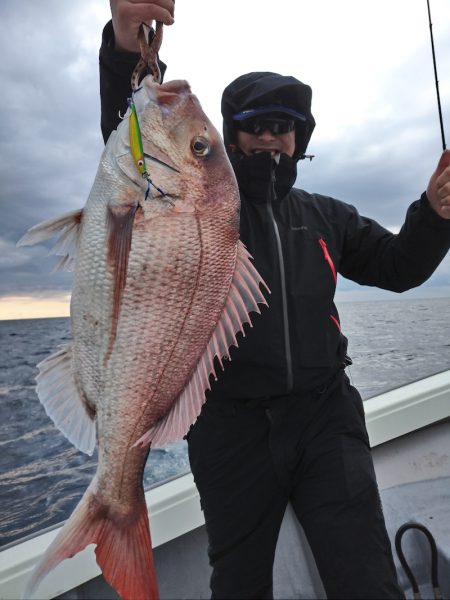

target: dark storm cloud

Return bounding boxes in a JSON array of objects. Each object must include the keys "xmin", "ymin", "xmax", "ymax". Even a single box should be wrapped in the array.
[
  {"xmin": 0, "ymin": 1, "xmax": 105, "ymax": 295},
  {"xmin": 0, "ymin": 1, "xmax": 449, "ymax": 300}
]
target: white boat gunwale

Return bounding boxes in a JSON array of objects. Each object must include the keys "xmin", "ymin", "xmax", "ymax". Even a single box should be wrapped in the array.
[{"xmin": 1, "ymin": 369, "xmax": 450, "ymax": 600}]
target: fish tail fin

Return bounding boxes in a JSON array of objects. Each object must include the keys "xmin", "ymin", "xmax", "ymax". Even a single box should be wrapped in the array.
[
  {"xmin": 23, "ymin": 483, "xmax": 159, "ymax": 600},
  {"xmin": 95, "ymin": 496, "xmax": 159, "ymax": 600}
]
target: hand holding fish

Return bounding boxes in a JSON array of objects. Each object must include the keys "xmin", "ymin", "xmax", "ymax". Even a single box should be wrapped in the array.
[
  {"xmin": 427, "ymin": 149, "xmax": 450, "ymax": 219},
  {"xmin": 110, "ymin": 0, "xmax": 175, "ymax": 52}
]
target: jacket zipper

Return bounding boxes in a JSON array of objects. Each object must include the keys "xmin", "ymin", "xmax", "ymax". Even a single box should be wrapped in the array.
[{"xmin": 267, "ymin": 168, "xmax": 294, "ymax": 393}]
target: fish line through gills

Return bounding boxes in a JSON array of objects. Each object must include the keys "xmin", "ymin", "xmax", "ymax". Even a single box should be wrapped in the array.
[{"xmin": 17, "ymin": 78, "xmax": 269, "ymax": 600}]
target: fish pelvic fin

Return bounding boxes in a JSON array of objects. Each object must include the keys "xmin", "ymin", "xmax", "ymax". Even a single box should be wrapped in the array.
[
  {"xmin": 23, "ymin": 481, "xmax": 159, "ymax": 600},
  {"xmin": 134, "ymin": 240, "xmax": 270, "ymax": 448},
  {"xmin": 36, "ymin": 344, "xmax": 96, "ymax": 455},
  {"xmin": 17, "ymin": 208, "xmax": 83, "ymax": 272}
]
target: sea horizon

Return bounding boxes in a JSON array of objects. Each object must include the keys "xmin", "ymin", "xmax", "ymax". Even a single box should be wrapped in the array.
[{"xmin": 1, "ymin": 285, "xmax": 449, "ymax": 322}]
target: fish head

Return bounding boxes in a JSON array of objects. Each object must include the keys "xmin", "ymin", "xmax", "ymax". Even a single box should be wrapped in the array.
[{"xmin": 114, "ymin": 77, "xmax": 240, "ymax": 219}]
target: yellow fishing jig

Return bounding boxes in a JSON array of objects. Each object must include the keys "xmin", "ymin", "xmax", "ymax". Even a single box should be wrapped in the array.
[
  {"xmin": 129, "ymin": 98, "xmax": 147, "ymax": 178},
  {"xmin": 128, "ymin": 96, "xmax": 166, "ymax": 200}
]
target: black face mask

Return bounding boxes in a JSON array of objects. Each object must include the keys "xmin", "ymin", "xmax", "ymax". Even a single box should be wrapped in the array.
[
  {"xmin": 228, "ymin": 151, "xmax": 298, "ymax": 203},
  {"xmin": 234, "ymin": 117, "xmax": 296, "ymax": 136}
]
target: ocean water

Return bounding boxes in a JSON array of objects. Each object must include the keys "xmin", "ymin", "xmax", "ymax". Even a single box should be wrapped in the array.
[
  {"xmin": 338, "ymin": 297, "xmax": 450, "ymax": 398},
  {"xmin": 1, "ymin": 297, "xmax": 449, "ymax": 548}
]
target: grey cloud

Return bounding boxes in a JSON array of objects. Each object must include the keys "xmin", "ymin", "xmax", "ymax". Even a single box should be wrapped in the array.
[
  {"xmin": 1, "ymin": 1, "xmax": 449, "ymax": 300},
  {"xmin": 300, "ymin": 97, "xmax": 449, "ymax": 228},
  {"xmin": 0, "ymin": 239, "xmax": 30, "ymax": 269},
  {"xmin": 299, "ymin": 16, "xmax": 450, "ymax": 230},
  {"xmin": 0, "ymin": 1, "xmax": 105, "ymax": 296}
]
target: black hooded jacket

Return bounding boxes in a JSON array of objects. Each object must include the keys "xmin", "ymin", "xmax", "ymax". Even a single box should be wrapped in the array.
[{"xmin": 99, "ymin": 24, "xmax": 450, "ymax": 397}]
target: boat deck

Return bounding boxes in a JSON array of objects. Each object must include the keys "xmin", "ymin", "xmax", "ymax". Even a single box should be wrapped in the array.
[{"xmin": 55, "ymin": 418, "xmax": 450, "ymax": 600}]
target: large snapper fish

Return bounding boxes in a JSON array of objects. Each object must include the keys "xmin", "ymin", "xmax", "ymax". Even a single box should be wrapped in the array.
[{"xmin": 19, "ymin": 77, "xmax": 267, "ymax": 600}]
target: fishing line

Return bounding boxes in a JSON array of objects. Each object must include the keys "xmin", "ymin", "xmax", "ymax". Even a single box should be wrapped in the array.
[{"xmin": 427, "ymin": 0, "xmax": 447, "ymax": 150}]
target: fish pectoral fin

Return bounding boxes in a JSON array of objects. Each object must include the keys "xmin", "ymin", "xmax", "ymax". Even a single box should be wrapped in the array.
[
  {"xmin": 17, "ymin": 208, "xmax": 83, "ymax": 272},
  {"xmin": 36, "ymin": 344, "xmax": 96, "ymax": 455},
  {"xmin": 133, "ymin": 240, "xmax": 270, "ymax": 448}
]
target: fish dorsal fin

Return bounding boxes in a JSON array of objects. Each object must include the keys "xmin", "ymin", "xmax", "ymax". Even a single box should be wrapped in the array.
[
  {"xmin": 133, "ymin": 240, "xmax": 269, "ymax": 448},
  {"xmin": 17, "ymin": 209, "xmax": 83, "ymax": 272},
  {"xmin": 36, "ymin": 345, "xmax": 97, "ymax": 455}
]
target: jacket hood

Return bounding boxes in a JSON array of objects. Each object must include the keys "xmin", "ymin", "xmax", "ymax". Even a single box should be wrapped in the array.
[{"xmin": 221, "ymin": 72, "xmax": 316, "ymax": 162}]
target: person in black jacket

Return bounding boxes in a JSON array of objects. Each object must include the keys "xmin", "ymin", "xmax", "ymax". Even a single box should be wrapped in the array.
[{"xmin": 102, "ymin": 2, "xmax": 450, "ymax": 598}]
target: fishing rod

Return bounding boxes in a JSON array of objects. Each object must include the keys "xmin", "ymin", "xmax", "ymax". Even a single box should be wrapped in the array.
[{"xmin": 426, "ymin": 0, "xmax": 447, "ymax": 150}]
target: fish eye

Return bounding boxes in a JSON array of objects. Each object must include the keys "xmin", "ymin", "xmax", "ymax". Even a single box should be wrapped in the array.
[{"xmin": 191, "ymin": 136, "xmax": 210, "ymax": 157}]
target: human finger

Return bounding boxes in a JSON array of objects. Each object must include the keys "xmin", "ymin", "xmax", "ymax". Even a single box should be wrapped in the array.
[{"xmin": 111, "ymin": 0, "xmax": 175, "ymax": 52}]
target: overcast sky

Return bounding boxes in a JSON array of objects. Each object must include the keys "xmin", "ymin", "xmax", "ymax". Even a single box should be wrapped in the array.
[{"xmin": 0, "ymin": 0, "xmax": 449, "ymax": 319}]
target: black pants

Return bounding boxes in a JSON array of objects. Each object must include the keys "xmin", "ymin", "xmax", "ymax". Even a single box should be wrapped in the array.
[{"xmin": 187, "ymin": 372, "xmax": 403, "ymax": 599}]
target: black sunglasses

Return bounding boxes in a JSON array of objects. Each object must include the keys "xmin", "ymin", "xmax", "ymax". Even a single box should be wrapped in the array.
[{"xmin": 235, "ymin": 117, "xmax": 296, "ymax": 135}]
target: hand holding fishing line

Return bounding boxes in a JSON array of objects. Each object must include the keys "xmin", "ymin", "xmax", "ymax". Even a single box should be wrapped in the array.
[
  {"xmin": 110, "ymin": 0, "xmax": 175, "ymax": 52},
  {"xmin": 427, "ymin": 150, "xmax": 450, "ymax": 219}
]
